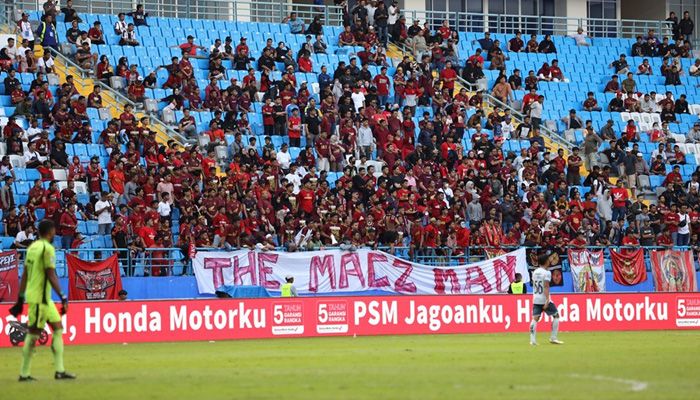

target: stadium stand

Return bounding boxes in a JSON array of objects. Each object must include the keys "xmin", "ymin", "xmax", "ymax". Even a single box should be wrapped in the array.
[{"xmin": 0, "ymin": 1, "xmax": 699, "ymax": 278}]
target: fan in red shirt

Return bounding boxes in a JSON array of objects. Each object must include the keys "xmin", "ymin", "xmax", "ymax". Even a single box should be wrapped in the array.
[
  {"xmin": 287, "ymin": 108, "xmax": 302, "ymax": 147},
  {"xmin": 439, "ymin": 61, "xmax": 458, "ymax": 96},
  {"xmin": 296, "ymin": 181, "xmax": 316, "ymax": 217},
  {"xmin": 298, "ymin": 52, "xmax": 312, "ymax": 73},
  {"xmin": 127, "ymin": 77, "xmax": 146, "ymax": 102}
]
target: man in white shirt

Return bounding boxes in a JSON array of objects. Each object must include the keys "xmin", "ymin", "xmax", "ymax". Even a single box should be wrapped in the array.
[
  {"xmin": 14, "ymin": 225, "xmax": 36, "ymax": 248},
  {"xmin": 500, "ymin": 116, "xmax": 516, "ymax": 139},
  {"xmin": 94, "ymin": 192, "xmax": 114, "ymax": 235},
  {"xmin": 16, "ymin": 13, "xmax": 35, "ymax": 46},
  {"xmin": 639, "ymin": 93, "xmax": 658, "ymax": 113},
  {"xmin": 357, "ymin": 119, "xmax": 374, "ymax": 158},
  {"xmin": 568, "ymin": 27, "xmax": 589, "ymax": 46},
  {"xmin": 285, "ymin": 164, "xmax": 302, "ymax": 194},
  {"xmin": 25, "ymin": 120, "xmax": 42, "ymax": 142},
  {"xmin": 678, "ymin": 204, "xmax": 691, "ymax": 246},
  {"xmin": 529, "ymin": 95, "xmax": 544, "ymax": 130},
  {"xmin": 351, "ymin": 87, "xmax": 365, "ymax": 112},
  {"xmin": 388, "ymin": 1, "xmax": 400, "ymax": 25},
  {"xmin": 157, "ymin": 192, "xmax": 172, "ymax": 220},
  {"xmin": 23, "ymin": 142, "xmax": 46, "ymax": 168},
  {"xmin": 3, "ymin": 37, "xmax": 17, "ymax": 61},
  {"xmin": 687, "ymin": 123, "xmax": 700, "ymax": 143},
  {"xmin": 37, "ymin": 52, "xmax": 55, "ymax": 74},
  {"xmin": 690, "ymin": 59, "xmax": 700, "ymax": 77},
  {"xmin": 114, "ymin": 12, "xmax": 128, "ymax": 35},
  {"xmin": 276, "ymin": 144, "xmax": 292, "ymax": 170},
  {"xmin": 120, "ymin": 23, "xmax": 139, "ymax": 46}
]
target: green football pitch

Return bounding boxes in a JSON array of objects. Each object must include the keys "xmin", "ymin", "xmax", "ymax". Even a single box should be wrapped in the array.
[{"xmin": 0, "ymin": 331, "xmax": 698, "ymax": 400}]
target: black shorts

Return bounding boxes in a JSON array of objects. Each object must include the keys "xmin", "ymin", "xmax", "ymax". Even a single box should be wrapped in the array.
[{"xmin": 533, "ymin": 302, "xmax": 558, "ymax": 317}]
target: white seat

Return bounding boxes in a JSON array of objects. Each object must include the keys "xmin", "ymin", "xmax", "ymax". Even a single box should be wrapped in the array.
[
  {"xmin": 671, "ymin": 134, "xmax": 686, "ymax": 143},
  {"xmin": 57, "ymin": 181, "xmax": 68, "ymax": 191},
  {"xmin": 74, "ymin": 182, "xmax": 88, "ymax": 194},
  {"xmin": 640, "ymin": 113, "xmax": 652, "ymax": 124},
  {"xmin": 0, "ymin": 142, "xmax": 6, "ymax": 156},
  {"xmin": 161, "ymin": 108, "xmax": 176, "ymax": 125},
  {"xmin": 8, "ymin": 155, "xmax": 25, "ymax": 168},
  {"xmin": 650, "ymin": 113, "xmax": 661, "ymax": 124},
  {"xmin": 52, "ymin": 169, "xmax": 68, "ymax": 181},
  {"xmin": 198, "ymin": 135, "xmax": 210, "ymax": 147},
  {"xmin": 215, "ymin": 145, "xmax": 228, "ymax": 160},
  {"xmin": 620, "ymin": 112, "xmax": 631, "ymax": 122},
  {"xmin": 630, "ymin": 112, "xmax": 642, "ymax": 123},
  {"xmin": 311, "ymin": 82, "xmax": 320, "ymax": 94},
  {"xmin": 694, "ymin": 144, "xmax": 700, "ymax": 154},
  {"xmin": 143, "ymin": 99, "xmax": 159, "ymax": 113},
  {"xmin": 689, "ymin": 104, "xmax": 700, "ymax": 115},
  {"xmin": 639, "ymin": 122, "xmax": 650, "ymax": 132}
]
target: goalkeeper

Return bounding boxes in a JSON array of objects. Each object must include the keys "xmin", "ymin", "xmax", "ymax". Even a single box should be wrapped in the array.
[{"xmin": 9, "ymin": 219, "xmax": 76, "ymax": 381}]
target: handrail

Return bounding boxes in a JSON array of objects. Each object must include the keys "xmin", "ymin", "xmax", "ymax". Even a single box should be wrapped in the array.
[
  {"xmin": 389, "ymin": 39, "xmax": 574, "ymax": 151},
  {"xmin": 9, "ymin": 0, "xmax": 676, "ymax": 40},
  {"xmin": 11, "ymin": 245, "xmax": 700, "ymax": 278},
  {"xmin": 45, "ymin": 47, "xmax": 190, "ymax": 145},
  {"xmin": 10, "ymin": 0, "xmax": 345, "ymax": 27}
]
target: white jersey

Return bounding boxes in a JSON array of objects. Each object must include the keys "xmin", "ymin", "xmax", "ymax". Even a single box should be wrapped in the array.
[{"xmin": 531, "ymin": 267, "xmax": 551, "ymax": 305}]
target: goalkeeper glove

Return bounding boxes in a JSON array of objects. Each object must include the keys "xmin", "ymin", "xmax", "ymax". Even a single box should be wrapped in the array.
[
  {"xmin": 61, "ymin": 294, "xmax": 68, "ymax": 315},
  {"xmin": 9, "ymin": 294, "xmax": 24, "ymax": 318},
  {"xmin": 60, "ymin": 294, "xmax": 69, "ymax": 315}
]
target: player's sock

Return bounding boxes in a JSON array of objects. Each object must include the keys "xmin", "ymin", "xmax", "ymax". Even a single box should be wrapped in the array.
[
  {"xmin": 51, "ymin": 329, "xmax": 65, "ymax": 373},
  {"xmin": 20, "ymin": 333, "xmax": 39, "ymax": 377},
  {"xmin": 529, "ymin": 320, "xmax": 537, "ymax": 343},
  {"xmin": 551, "ymin": 318, "xmax": 560, "ymax": 340}
]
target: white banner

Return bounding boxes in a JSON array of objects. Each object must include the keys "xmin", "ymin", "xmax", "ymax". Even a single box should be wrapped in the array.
[{"xmin": 192, "ymin": 248, "xmax": 529, "ymax": 295}]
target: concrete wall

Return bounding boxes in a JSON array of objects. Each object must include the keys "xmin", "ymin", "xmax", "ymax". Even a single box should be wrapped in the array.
[{"xmin": 621, "ymin": 0, "xmax": 666, "ymax": 21}]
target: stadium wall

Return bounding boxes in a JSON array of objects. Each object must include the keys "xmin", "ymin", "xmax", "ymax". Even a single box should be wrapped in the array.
[{"xmin": 1, "ymin": 293, "xmax": 698, "ymax": 347}]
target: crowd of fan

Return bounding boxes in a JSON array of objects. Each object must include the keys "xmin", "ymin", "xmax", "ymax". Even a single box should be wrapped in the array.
[{"xmin": 2, "ymin": 2, "xmax": 700, "ymax": 277}]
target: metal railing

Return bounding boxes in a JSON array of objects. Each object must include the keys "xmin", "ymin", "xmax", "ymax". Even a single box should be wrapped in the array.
[
  {"xmin": 400, "ymin": 10, "xmax": 673, "ymax": 39},
  {"xmin": 10, "ymin": 0, "xmax": 674, "ymax": 39},
  {"xmin": 8, "ymin": 245, "xmax": 699, "ymax": 278},
  {"xmin": 11, "ymin": 0, "xmax": 344, "ymax": 27},
  {"xmin": 44, "ymin": 47, "xmax": 189, "ymax": 145}
]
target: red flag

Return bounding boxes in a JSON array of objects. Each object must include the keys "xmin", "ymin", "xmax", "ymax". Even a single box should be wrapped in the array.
[
  {"xmin": 650, "ymin": 250, "xmax": 698, "ymax": 292},
  {"xmin": 68, "ymin": 254, "xmax": 123, "ymax": 301},
  {"xmin": 611, "ymin": 249, "xmax": 647, "ymax": 286},
  {"xmin": 0, "ymin": 250, "xmax": 19, "ymax": 302}
]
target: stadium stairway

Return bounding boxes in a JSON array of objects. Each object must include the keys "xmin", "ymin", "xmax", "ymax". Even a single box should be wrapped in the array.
[
  {"xmin": 0, "ymin": 12, "xmax": 186, "ymax": 149},
  {"xmin": 47, "ymin": 50, "xmax": 183, "ymax": 146},
  {"xmin": 387, "ymin": 42, "xmax": 579, "ymax": 176}
]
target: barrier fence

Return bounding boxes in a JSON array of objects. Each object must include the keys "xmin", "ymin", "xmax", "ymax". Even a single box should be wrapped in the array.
[
  {"xmin": 5, "ymin": 245, "xmax": 700, "ymax": 278},
  {"xmin": 10, "ymin": 0, "xmax": 345, "ymax": 27},
  {"xmin": 9, "ymin": 0, "xmax": 673, "ymax": 39}
]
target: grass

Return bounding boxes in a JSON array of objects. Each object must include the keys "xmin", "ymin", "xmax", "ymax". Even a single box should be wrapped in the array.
[{"xmin": 0, "ymin": 331, "xmax": 698, "ymax": 400}]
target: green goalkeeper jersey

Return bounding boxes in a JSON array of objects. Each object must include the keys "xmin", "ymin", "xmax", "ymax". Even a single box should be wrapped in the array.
[{"xmin": 23, "ymin": 239, "xmax": 56, "ymax": 304}]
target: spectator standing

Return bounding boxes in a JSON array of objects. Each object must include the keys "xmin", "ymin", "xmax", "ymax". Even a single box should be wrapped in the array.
[
  {"xmin": 37, "ymin": 14, "xmax": 58, "ymax": 50},
  {"xmin": 16, "ymin": 13, "xmax": 35, "ymax": 49},
  {"xmin": 679, "ymin": 11, "xmax": 694, "ymax": 38},
  {"xmin": 284, "ymin": 13, "xmax": 305, "ymax": 34},
  {"xmin": 61, "ymin": 0, "xmax": 82, "ymax": 23},
  {"xmin": 529, "ymin": 95, "xmax": 544, "ymax": 130},
  {"xmin": 95, "ymin": 192, "xmax": 114, "ymax": 235},
  {"xmin": 128, "ymin": 4, "xmax": 149, "ymax": 26}
]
